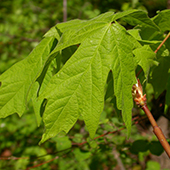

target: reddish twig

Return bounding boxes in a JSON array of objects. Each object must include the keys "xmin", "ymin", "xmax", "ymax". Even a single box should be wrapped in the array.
[
  {"xmin": 132, "ymin": 78, "xmax": 170, "ymax": 158},
  {"xmin": 26, "ymin": 156, "xmax": 59, "ymax": 170},
  {"xmin": 72, "ymin": 116, "xmax": 141, "ymax": 146},
  {"xmin": 0, "ymin": 115, "xmax": 145, "ymax": 170},
  {"xmin": 142, "ymin": 105, "xmax": 170, "ymax": 158},
  {"xmin": 72, "ymin": 127, "xmax": 125, "ymax": 146},
  {"xmin": 154, "ymin": 32, "xmax": 170, "ymax": 53}
]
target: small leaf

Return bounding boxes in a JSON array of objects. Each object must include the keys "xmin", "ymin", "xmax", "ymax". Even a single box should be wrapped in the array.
[
  {"xmin": 73, "ymin": 148, "xmax": 91, "ymax": 162},
  {"xmin": 56, "ymin": 136, "xmax": 72, "ymax": 152},
  {"xmin": 130, "ymin": 140, "xmax": 149, "ymax": 154},
  {"xmin": 127, "ymin": 29, "xmax": 142, "ymax": 40},
  {"xmin": 133, "ymin": 45, "xmax": 158, "ymax": 78},
  {"xmin": 146, "ymin": 161, "xmax": 160, "ymax": 170},
  {"xmin": 112, "ymin": 136, "xmax": 126, "ymax": 145},
  {"xmin": 148, "ymin": 141, "xmax": 164, "ymax": 156}
]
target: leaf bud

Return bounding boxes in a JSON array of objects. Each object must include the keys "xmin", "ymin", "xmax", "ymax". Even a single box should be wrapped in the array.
[{"xmin": 132, "ymin": 79, "xmax": 146, "ymax": 107}]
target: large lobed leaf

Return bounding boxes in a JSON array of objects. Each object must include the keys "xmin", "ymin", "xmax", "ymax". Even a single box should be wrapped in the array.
[
  {"xmin": 40, "ymin": 10, "xmax": 158, "ymax": 143},
  {"xmin": 110, "ymin": 23, "xmax": 139, "ymax": 136},
  {"xmin": 0, "ymin": 37, "xmax": 57, "ymax": 118},
  {"xmin": 40, "ymin": 23, "xmax": 114, "ymax": 143},
  {"xmin": 0, "ymin": 10, "xmax": 160, "ymax": 143}
]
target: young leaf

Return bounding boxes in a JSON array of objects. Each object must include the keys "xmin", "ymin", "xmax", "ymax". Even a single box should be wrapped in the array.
[
  {"xmin": 0, "ymin": 37, "xmax": 57, "ymax": 118},
  {"xmin": 146, "ymin": 161, "xmax": 160, "ymax": 170},
  {"xmin": 133, "ymin": 45, "xmax": 158, "ymax": 78},
  {"xmin": 56, "ymin": 136, "xmax": 72, "ymax": 152}
]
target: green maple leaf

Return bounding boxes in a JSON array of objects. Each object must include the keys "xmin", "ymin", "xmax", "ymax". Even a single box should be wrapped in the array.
[
  {"xmin": 0, "ymin": 37, "xmax": 57, "ymax": 118},
  {"xmin": 0, "ymin": 10, "xmax": 160, "ymax": 143},
  {"xmin": 40, "ymin": 10, "xmax": 155, "ymax": 143}
]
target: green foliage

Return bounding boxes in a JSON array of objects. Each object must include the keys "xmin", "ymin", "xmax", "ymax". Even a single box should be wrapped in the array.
[
  {"xmin": 0, "ymin": 37, "xmax": 57, "ymax": 118},
  {"xmin": 148, "ymin": 141, "xmax": 164, "ymax": 156},
  {"xmin": 55, "ymin": 136, "xmax": 72, "ymax": 152},
  {"xmin": 1, "ymin": 3, "xmax": 170, "ymax": 169},
  {"xmin": 133, "ymin": 45, "xmax": 158, "ymax": 78},
  {"xmin": 146, "ymin": 161, "xmax": 160, "ymax": 170},
  {"xmin": 153, "ymin": 9, "xmax": 170, "ymax": 32},
  {"xmin": 130, "ymin": 139, "xmax": 164, "ymax": 156},
  {"xmin": 1, "ymin": 9, "xmax": 170, "ymax": 144},
  {"xmin": 150, "ymin": 56, "xmax": 170, "ymax": 98}
]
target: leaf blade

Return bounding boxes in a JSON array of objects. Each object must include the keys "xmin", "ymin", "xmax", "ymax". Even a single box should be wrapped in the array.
[
  {"xmin": 0, "ymin": 37, "xmax": 57, "ymax": 118},
  {"xmin": 121, "ymin": 10, "xmax": 160, "ymax": 31},
  {"xmin": 111, "ymin": 23, "xmax": 139, "ymax": 136},
  {"xmin": 153, "ymin": 9, "xmax": 170, "ymax": 32},
  {"xmin": 133, "ymin": 45, "xmax": 158, "ymax": 78},
  {"xmin": 40, "ymin": 23, "xmax": 117, "ymax": 143},
  {"xmin": 150, "ymin": 56, "xmax": 170, "ymax": 98}
]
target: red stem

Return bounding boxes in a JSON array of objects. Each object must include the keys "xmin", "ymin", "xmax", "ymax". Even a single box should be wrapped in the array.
[
  {"xmin": 154, "ymin": 32, "xmax": 170, "ymax": 53},
  {"xmin": 142, "ymin": 105, "xmax": 170, "ymax": 158}
]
